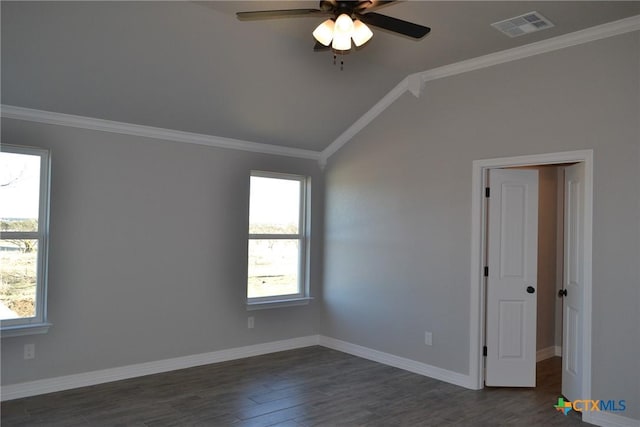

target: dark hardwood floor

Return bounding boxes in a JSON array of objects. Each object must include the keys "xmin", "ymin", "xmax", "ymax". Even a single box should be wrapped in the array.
[{"xmin": 1, "ymin": 346, "xmax": 586, "ymax": 426}]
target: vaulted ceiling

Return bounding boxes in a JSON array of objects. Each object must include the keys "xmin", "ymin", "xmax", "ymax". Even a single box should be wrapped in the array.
[{"xmin": 2, "ymin": 1, "xmax": 639, "ymax": 152}]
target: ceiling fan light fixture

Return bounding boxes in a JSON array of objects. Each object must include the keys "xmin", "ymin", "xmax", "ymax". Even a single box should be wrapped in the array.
[
  {"xmin": 351, "ymin": 19, "xmax": 373, "ymax": 47},
  {"xmin": 313, "ymin": 19, "xmax": 335, "ymax": 46},
  {"xmin": 238, "ymin": 2, "xmax": 432, "ymax": 58}
]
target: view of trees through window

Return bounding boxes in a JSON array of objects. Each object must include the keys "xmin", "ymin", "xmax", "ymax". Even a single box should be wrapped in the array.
[{"xmin": 0, "ymin": 151, "xmax": 41, "ymax": 320}]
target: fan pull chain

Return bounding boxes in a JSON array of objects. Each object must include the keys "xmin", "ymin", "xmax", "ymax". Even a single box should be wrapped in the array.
[
  {"xmin": 333, "ymin": 54, "xmax": 336, "ymax": 65},
  {"xmin": 332, "ymin": 54, "xmax": 344, "ymax": 71}
]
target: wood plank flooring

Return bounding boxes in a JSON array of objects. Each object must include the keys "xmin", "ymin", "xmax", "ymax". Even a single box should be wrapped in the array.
[{"xmin": 1, "ymin": 346, "xmax": 586, "ymax": 426}]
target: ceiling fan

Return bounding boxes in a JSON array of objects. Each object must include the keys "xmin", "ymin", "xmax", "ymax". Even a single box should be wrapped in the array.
[{"xmin": 236, "ymin": 1, "xmax": 431, "ymax": 55}]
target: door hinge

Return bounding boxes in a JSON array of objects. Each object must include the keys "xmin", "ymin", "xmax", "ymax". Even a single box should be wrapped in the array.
[
  {"xmin": 485, "ymin": 187, "xmax": 490, "ymax": 198},
  {"xmin": 484, "ymin": 266, "xmax": 489, "ymax": 277},
  {"xmin": 483, "ymin": 346, "xmax": 487, "ymax": 356}
]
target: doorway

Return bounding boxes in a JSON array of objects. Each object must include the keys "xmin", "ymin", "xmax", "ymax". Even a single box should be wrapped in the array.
[
  {"xmin": 468, "ymin": 151, "xmax": 593, "ymax": 402},
  {"xmin": 484, "ymin": 165, "xmax": 569, "ymax": 389}
]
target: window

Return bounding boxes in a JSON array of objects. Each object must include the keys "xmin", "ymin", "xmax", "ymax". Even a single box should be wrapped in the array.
[
  {"xmin": 1, "ymin": 145, "xmax": 51, "ymax": 336},
  {"xmin": 247, "ymin": 171, "xmax": 310, "ymax": 307}
]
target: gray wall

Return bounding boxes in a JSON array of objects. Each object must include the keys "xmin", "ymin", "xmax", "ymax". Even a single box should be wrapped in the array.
[
  {"xmin": 1, "ymin": 119, "xmax": 323, "ymax": 385},
  {"xmin": 322, "ymin": 31, "xmax": 639, "ymax": 420}
]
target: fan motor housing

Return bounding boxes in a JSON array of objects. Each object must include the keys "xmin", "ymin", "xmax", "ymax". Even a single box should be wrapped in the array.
[{"xmin": 320, "ymin": 0, "xmax": 364, "ymax": 15}]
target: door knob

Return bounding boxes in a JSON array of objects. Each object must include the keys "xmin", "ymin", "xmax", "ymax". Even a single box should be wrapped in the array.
[
  {"xmin": 526, "ymin": 286, "xmax": 535, "ymax": 294},
  {"xmin": 558, "ymin": 289, "xmax": 567, "ymax": 297}
]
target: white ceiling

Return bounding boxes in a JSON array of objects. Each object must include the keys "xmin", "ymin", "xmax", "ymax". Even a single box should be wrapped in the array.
[{"xmin": 2, "ymin": 1, "xmax": 639, "ymax": 152}]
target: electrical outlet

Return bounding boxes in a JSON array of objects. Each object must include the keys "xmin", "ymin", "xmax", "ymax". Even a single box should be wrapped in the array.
[
  {"xmin": 424, "ymin": 332, "xmax": 432, "ymax": 346},
  {"xmin": 248, "ymin": 316, "xmax": 255, "ymax": 329},
  {"xmin": 24, "ymin": 343, "xmax": 35, "ymax": 360}
]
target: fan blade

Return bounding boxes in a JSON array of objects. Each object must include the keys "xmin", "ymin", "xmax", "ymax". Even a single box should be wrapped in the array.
[
  {"xmin": 359, "ymin": 12, "xmax": 430, "ymax": 38},
  {"xmin": 314, "ymin": 41, "xmax": 330, "ymax": 51},
  {"xmin": 236, "ymin": 9, "xmax": 323, "ymax": 20}
]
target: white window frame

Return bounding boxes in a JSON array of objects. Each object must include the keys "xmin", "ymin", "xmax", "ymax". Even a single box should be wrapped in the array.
[
  {"xmin": 247, "ymin": 171, "xmax": 311, "ymax": 309},
  {"xmin": 1, "ymin": 144, "xmax": 52, "ymax": 337}
]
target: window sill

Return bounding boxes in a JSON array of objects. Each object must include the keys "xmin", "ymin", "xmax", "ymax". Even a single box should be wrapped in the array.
[
  {"xmin": 1, "ymin": 322, "xmax": 52, "ymax": 338},
  {"xmin": 247, "ymin": 297, "xmax": 313, "ymax": 311}
]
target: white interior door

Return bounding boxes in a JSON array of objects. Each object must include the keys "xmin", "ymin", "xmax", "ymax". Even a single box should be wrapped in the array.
[
  {"xmin": 561, "ymin": 163, "xmax": 584, "ymax": 401},
  {"xmin": 485, "ymin": 169, "xmax": 539, "ymax": 387}
]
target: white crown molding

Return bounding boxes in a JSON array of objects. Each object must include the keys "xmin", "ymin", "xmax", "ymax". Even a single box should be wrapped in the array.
[
  {"xmin": 406, "ymin": 73, "xmax": 425, "ymax": 98},
  {"xmin": 419, "ymin": 14, "xmax": 640, "ymax": 85},
  {"xmin": 1, "ymin": 335, "xmax": 321, "ymax": 401},
  {"xmin": 320, "ymin": 14, "xmax": 640, "ymax": 164},
  {"xmin": 0, "ymin": 105, "xmax": 322, "ymax": 162},
  {"xmin": 318, "ymin": 335, "xmax": 474, "ymax": 389},
  {"xmin": 319, "ymin": 77, "xmax": 409, "ymax": 165}
]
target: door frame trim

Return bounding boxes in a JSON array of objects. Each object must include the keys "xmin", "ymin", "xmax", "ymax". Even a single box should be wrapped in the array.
[{"xmin": 469, "ymin": 150, "xmax": 593, "ymax": 396}]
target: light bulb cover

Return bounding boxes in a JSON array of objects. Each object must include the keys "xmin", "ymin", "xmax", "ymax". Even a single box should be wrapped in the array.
[
  {"xmin": 334, "ymin": 13, "xmax": 354, "ymax": 35},
  {"xmin": 312, "ymin": 19, "xmax": 335, "ymax": 46},
  {"xmin": 352, "ymin": 19, "xmax": 373, "ymax": 47},
  {"xmin": 332, "ymin": 31, "xmax": 351, "ymax": 51}
]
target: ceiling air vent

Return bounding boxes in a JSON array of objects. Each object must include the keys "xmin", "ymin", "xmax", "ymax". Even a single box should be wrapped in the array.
[{"xmin": 491, "ymin": 12, "xmax": 554, "ymax": 38}]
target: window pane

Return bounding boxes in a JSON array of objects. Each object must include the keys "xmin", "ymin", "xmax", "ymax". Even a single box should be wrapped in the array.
[
  {"xmin": 0, "ymin": 152, "xmax": 41, "ymax": 232},
  {"xmin": 0, "ymin": 239, "xmax": 38, "ymax": 319},
  {"xmin": 249, "ymin": 176, "xmax": 300, "ymax": 234},
  {"xmin": 248, "ymin": 239, "xmax": 299, "ymax": 298}
]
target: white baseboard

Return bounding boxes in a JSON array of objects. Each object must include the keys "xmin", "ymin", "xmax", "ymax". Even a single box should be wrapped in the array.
[
  {"xmin": 2, "ymin": 334, "xmax": 521, "ymax": 402},
  {"xmin": 536, "ymin": 345, "xmax": 562, "ymax": 362},
  {"xmin": 584, "ymin": 410, "xmax": 640, "ymax": 427},
  {"xmin": 1, "ymin": 335, "xmax": 320, "ymax": 401},
  {"xmin": 318, "ymin": 336, "xmax": 474, "ymax": 389}
]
